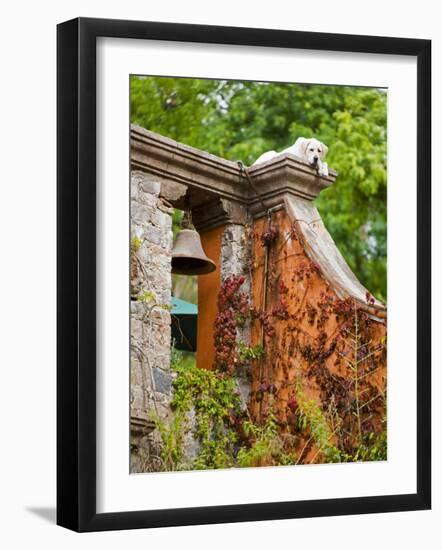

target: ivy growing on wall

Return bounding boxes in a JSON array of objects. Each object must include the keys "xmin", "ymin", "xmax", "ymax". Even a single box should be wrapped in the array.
[
  {"xmin": 151, "ymin": 347, "xmax": 298, "ymax": 470},
  {"xmin": 151, "ymin": 222, "xmax": 387, "ymax": 471}
]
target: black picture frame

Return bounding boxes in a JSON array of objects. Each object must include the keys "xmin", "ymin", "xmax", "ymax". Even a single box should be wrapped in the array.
[{"xmin": 57, "ymin": 17, "xmax": 431, "ymax": 532}]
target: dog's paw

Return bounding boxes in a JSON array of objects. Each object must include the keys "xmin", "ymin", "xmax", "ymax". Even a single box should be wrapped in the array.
[{"xmin": 318, "ymin": 162, "xmax": 329, "ymax": 177}]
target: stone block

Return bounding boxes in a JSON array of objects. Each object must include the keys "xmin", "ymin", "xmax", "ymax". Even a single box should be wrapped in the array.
[
  {"xmin": 153, "ymin": 367, "xmax": 172, "ymax": 395},
  {"xmin": 139, "ymin": 191, "xmax": 159, "ymax": 208},
  {"xmin": 131, "ymin": 318, "xmax": 143, "ymax": 341},
  {"xmin": 144, "ymin": 224, "xmax": 162, "ymax": 246},
  {"xmin": 152, "ymin": 209, "xmax": 172, "ymax": 230},
  {"xmin": 131, "ymin": 177, "xmax": 139, "ymax": 201},
  {"xmin": 131, "ymin": 170, "xmax": 161, "ymax": 197},
  {"xmin": 131, "ymin": 201, "xmax": 154, "ymax": 226},
  {"xmin": 130, "ymin": 360, "xmax": 144, "ymax": 387},
  {"xmin": 161, "ymin": 289, "xmax": 171, "ymax": 304},
  {"xmin": 140, "ymin": 180, "xmax": 161, "ymax": 197},
  {"xmin": 151, "ymin": 308, "xmax": 171, "ymax": 324},
  {"xmin": 131, "ymin": 386, "xmax": 147, "ymax": 411},
  {"xmin": 153, "ymin": 353, "xmax": 170, "ymax": 372}
]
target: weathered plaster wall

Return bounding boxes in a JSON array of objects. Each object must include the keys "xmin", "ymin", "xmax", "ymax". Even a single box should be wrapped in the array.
[
  {"xmin": 197, "ymin": 221, "xmax": 253, "ymax": 372},
  {"xmin": 249, "ymin": 208, "xmax": 387, "ymax": 462},
  {"xmin": 196, "ymin": 226, "xmax": 223, "ymax": 371},
  {"xmin": 130, "ymin": 170, "xmax": 174, "ymax": 473}
]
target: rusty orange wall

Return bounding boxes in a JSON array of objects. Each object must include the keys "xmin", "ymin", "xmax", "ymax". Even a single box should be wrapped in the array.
[
  {"xmin": 195, "ymin": 210, "xmax": 386, "ymax": 463},
  {"xmin": 249, "ymin": 209, "xmax": 387, "ymax": 461},
  {"xmin": 197, "ymin": 226, "xmax": 224, "ymax": 371}
]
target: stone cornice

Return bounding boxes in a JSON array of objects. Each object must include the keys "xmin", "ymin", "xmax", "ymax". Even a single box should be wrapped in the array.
[
  {"xmin": 130, "ymin": 125, "xmax": 337, "ymax": 215},
  {"xmin": 247, "ymin": 153, "xmax": 336, "ymax": 217},
  {"xmin": 131, "ymin": 125, "xmax": 247, "ymax": 207},
  {"xmin": 192, "ymin": 197, "xmax": 250, "ymax": 232}
]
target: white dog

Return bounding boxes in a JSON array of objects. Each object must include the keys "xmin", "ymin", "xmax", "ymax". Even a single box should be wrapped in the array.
[{"xmin": 253, "ymin": 137, "xmax": 329, "ymax": 176}]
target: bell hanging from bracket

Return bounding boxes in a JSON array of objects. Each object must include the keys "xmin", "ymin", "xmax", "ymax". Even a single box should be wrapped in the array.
[{"xmin": 171, "ymin": 199, "xmax": 216, "ymax": 276}]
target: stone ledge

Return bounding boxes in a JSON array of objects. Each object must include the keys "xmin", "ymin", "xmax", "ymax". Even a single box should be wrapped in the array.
[
  {"xmin": 131, "ymin": 125, "xmax": 246, "ymax": 208},
  {"xmin": 247, "ymin": 153, "xmax": 336, "ymax": 217},
  {"xmin": 131, "ymin": 125, "xmax": 337, "ymax": 215},
  {"xmin": 130, "ymin": 415, "xmax": 156, "ymax": 437}
]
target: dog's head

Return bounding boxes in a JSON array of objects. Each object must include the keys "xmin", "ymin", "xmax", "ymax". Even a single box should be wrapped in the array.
[{"xmin": 301, "ymin": 138, "xmax": 328, "ymax": 167}]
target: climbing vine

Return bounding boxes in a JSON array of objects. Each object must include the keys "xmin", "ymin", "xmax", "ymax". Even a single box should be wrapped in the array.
[
  {"xmin": 171, "ymin": 358, "xmax": 241, "ymax": 469},
  {"xmin": 213, "ymin": 274, "xmax": 250, "ymax": 374},
  {"xmin": 248, "ymin": 218, "xmax": 387, "ymax": 463},
  {"xmin": 152, "ymin": 347, "xmax": 297, "ymax": 471},
  {"xmin": 236, "ymin": 405, "xmax": 296, "ymax": 467},
  {"xmin": 293, "ymin": 380, "xmax": 342, "ymax": 464},
  {"xmin": 152, "ymin": 217, "xmax": 387, "ymax": 471}
]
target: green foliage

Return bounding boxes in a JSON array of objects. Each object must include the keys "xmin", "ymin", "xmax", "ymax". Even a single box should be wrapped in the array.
[
  {"xmin": 171, "ymin": 347, "xmax": 196, "ymax": 371},
  {"xmin": 131, "ymin": 77, "xmax": 220, "ymax": 152},
  {"xmin": 154, "ymin": 347, "xmax": 294, "ymax": 470},
  {"xmin": 170, "ymin": 343, "xmax": 184, "ymax": 370},
  {"xmin": 352, "ymin": 420, "xmax": 387, "ymax": 462},
  {"xmin": 131, "ymin": 76, "xmax": 387, "ymax": 300},
  {"xmin": 237, "ymin": 409, "xmax": 296, "ymax": 467},
  {"xmin": 293, "ymin": 366, "xmax": 387, "ymax": 465},
  {"xmin": 170, "ymin": 352, "xmax": 242, "ymax": 469},
  {"xmin": 172, "ymin": 273, "xmax": 197, "ymax": 305},
  {"xmin": 136, "ymin": 289, "xmax": 172, "ymax": 309},
  {"xmin": 137, "ymin": 290, "xmax": 156, "ymax": 303},
  {"xmin": 238, "ymin": 342, "xmax": 265, "ymax": 362},
  {"xmin": 131, "ymin": 235, "xmax": 142, "ymax": 252},
  {"xmin": 294, "ymin": 382, "xmax": 342, "ymax": 463},
  {"xmin": 150, "ymin": 411, "xmax": 189, "ymax": 471}
]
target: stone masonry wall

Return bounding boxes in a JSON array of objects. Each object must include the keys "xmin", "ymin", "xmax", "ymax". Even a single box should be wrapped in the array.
[
  {"xmin": 221, "ymin": 222, "xmax": 253, "ymax": 407},
  {"xmin": 130, "ymin": 170, "xmax": 174, "ymax": 473}
]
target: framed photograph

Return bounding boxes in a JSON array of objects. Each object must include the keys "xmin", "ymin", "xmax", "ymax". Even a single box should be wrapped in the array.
[{"xmin": 57, "ymin": 17, "xmax": 431, "ymax": 532}]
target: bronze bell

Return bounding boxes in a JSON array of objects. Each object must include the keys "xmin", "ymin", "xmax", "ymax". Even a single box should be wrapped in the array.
[{"xmin": 171, "ymin": 210, "xmax": 216, "ymax": 276}]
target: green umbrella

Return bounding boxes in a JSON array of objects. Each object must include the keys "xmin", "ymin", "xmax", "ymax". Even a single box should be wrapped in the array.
[{"xmin": 171, "ymin": 296, "xmax": 198, "ymax": 352}]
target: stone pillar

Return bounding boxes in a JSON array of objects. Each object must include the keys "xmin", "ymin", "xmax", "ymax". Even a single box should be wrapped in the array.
[
  {"xmin": 221, "ymin": 223, "xmax": 252, "ymax": 309},
  {"xmin": 130, "ymin": 170, "xmax": 174, "ymax": 472},
  {"xmin": 194, "ymin": 199, "xmax": 253, "ymax": 405},
  {"xmin": 220, "ymin": 223, "xmax": 253, "ymax": 406}
]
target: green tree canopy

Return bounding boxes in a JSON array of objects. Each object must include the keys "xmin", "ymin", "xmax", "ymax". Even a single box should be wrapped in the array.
[{"xmin": 131, "ymin": 76, "xmax": 387, "ymax": 300}]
